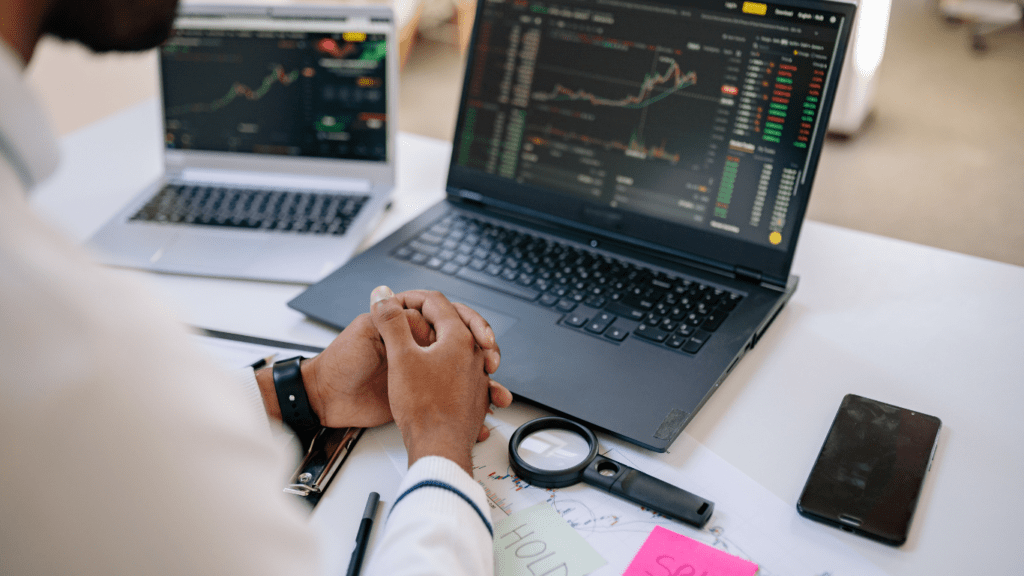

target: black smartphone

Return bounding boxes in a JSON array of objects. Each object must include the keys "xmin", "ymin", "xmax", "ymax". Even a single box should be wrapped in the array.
[{"xmin": 796, "ymin": 394, "xmax": 941, "ymax": 546}]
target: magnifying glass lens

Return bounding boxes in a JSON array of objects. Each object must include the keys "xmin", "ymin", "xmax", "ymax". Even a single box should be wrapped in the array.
[{"xmin": 516, "ymin": 428, "xmax": 592, "ymax": 471}]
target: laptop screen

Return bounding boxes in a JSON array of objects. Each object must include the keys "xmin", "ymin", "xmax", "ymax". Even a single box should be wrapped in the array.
[
  {"xmin": 448, "ymin": 0, "xmax": 855, "ymax": 281},
  {"xmin": 161, "ymin": 15, "xmax": 389, "ymax": 163}
]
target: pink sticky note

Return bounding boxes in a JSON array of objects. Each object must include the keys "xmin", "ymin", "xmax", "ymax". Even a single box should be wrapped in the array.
[{"xmin": 623, "ymin": 526, "xmax": 758, "ymax": 576}]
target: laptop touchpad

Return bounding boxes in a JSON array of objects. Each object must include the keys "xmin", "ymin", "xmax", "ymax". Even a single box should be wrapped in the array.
[{"xmin": 156, "ymin": 235, "xmax": 261, "ymax": 272}]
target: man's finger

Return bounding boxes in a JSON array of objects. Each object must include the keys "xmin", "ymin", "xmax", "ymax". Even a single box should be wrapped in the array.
[
  {"xmin": 389, "ymin": 289, "xmax": 431, "ymax": 310},
  {"xmin": 452, "ymin": 302, "xmax": 501, "ymax": 373},
  {"xmin": 393, "ymin": 291, "xmax": 466, "ymax": 331},
  {"xmin": 409, "ymin": 291, "xmax": 469, "ymax": 343},
  {"xmin": 369, "ymin": 285, "xmax": 415, "ymax": 354},
  {"xmin": 489, "ymin": 380, "xmax": 513, "ymax": 408},
  {"xmin": 404, "ymin": 309, "xmax": 434, "ymax": 346},
  {"xmin": 393, "ymin": 291, "xmax": 500, "ymax": 369}
]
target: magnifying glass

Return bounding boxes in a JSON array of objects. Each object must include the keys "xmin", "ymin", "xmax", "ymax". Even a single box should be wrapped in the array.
[{"xmin": 509, "ymin": 417, "xmax": 714, "ymax": 528}]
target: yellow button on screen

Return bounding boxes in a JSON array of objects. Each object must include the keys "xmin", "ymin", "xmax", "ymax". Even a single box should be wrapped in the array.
[
  {"xmin": 342, "ymin": 32, "xmax": 367, "ymax": 42},
  {"xmin": 743, "ymin": 1, "xmax": 768, "ymax": 15},
  {"xmin": 769, "ymin": 231, "xmax": 782, "ymax": 245}
]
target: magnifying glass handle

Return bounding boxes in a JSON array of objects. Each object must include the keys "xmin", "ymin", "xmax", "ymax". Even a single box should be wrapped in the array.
[{"xmin": 583, "ymin": 456, "xmax": 714, "ymax": 528}]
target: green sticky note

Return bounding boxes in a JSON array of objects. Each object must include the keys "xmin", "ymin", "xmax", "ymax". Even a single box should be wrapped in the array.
[{"xmin": 494, "ymin": 503, "xmax": 607, "ymax": 576}]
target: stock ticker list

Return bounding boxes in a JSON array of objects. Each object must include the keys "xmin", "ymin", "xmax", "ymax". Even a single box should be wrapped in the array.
[{"xmin": 455, "ymin": 0, "xmax": 843, "ymax": 250}]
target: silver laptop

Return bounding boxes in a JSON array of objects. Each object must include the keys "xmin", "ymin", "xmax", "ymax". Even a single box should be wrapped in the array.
[{"xmin": 89, "ymin": 4, "xmax": 398, "ymax": 283}]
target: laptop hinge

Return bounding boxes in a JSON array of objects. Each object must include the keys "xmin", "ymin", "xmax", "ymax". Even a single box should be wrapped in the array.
[
  {"xmin": 735, "ymin": 266, "xmax": 763, "ymax": 285},
  {"xmin": 454, "ymin": 189, "xmax": 486, "ymax": 206}
]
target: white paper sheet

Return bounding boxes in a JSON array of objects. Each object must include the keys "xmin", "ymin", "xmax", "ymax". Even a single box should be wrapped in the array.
[{"xmin": 379, "ymin": 402, "xmax": 890, "ymax": 576}]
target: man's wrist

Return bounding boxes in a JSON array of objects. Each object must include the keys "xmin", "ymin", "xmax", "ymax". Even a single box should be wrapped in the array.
[
  {"xmin": 254, "ymin": 365, "xmax": 282, "ymax": 420},
  {"xmin": 402, "ymin": 426, "xmax": 475, "ymax": 476},
  {"xmin": 253, "ymin": 357, "xmax": 324, "ymax": 427},
  {"xmin": 298, "ymin": 356, "xmax": 326, "ymax": 422}
]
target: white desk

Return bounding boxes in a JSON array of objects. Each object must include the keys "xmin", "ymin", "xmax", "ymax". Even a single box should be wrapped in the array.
[{"xmin": 31, "ymin": 99, "xmax": 1024, "ymax": 574}]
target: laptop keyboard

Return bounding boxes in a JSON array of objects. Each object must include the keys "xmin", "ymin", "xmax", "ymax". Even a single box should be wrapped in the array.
[
  {"xmin": 130, "ymin": 183, "xmax": 369, "ymax": 236},
  {"xmin": 392, "ymin": 214, "xmax": 743, "ymax": 354}
]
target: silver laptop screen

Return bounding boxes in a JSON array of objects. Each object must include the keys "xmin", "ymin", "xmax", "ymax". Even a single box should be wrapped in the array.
[{"xmin": 161, "ymin": 19, "xmax": 388, "ymax": 162}]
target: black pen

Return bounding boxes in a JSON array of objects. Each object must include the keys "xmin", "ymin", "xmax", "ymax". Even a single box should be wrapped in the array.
[
  {"xmin": 249, "ymin": 354, "xmax": 276, "ymax": 370},
  {"xmin": 346, "ymin": 492, "xmax": 380, "ymax": 576}
]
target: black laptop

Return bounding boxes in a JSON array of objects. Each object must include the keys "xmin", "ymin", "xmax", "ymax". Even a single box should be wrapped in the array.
[{"xmin": 290, "ymin": 0, "xmax": 856, "ymax": 451}]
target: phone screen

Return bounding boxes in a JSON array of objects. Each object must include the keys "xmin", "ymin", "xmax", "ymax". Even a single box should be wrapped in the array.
[{"xmin": 797, "ymin": 394, "xmax": 941, "ymax": 546}]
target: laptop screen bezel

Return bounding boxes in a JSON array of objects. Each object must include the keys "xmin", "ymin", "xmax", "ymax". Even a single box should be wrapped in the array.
[
  {"xmin": 161, "ymin": 4, "xmax": 398, "ymax": 186},
  {"xmin": 445, "ymin": 0, "xmax": 857, "ymax": 285}
]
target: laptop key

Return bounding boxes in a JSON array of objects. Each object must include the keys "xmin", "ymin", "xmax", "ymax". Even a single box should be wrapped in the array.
[
  {"xmin": 407, "ymin": 239, "xmax": 440, "ymax": 253},
  {"xmin": 440, "ymin": 262, "xmax": 461, "ymax": 275},
  {"xmin": 539, "ymin": 293, "xmax": 559, "ymax": 307},
  {"xmin": 683, "ymin": 330, "xmax": 712, "ymax": 353},
  {"xmin": 604, "ymin": 326, "xmax": 629, "ymax": 342},
  {"xmin": 419, "ymin": 232, "xmax": 443, "ymax": 245},
  {"xmin": 702, "ymin": 312, "xmax": 727, "ymax": 331},
  {"xmin": 666, "ymin": 334, "xmax": 687, "ymax": 348},
  {"xmin": 563, "ymin": 312, "xmax": 588, "ymax": 327},
  {"xmin": 605, "ymin": 301, "xmax": 645, "ymax": 321},
  {"xmin": 634, "ymin": 324, "xmax": 668, "ymax": 343},
  {"xmin": 718, "ymin": 293, "xmax": 743, "ymax": 311},
  {"xmin": 555, "ymin": 299, "xmax": 577, "ymax": 312},
  {"xmin": 585, "ymin": 312, "xmax": 615, "ymax": 334},
  {"xmin": 621, "ymin": 294, "xmax": 659, "ymax": 310}
]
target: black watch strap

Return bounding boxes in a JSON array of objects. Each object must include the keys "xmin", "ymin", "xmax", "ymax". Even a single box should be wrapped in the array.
[{"xmin": 273, "ymin": 356, "xmax": 321, "ymax": 443}]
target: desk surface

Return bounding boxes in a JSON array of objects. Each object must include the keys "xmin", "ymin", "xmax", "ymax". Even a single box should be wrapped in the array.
[{"xmin": 31, "ymin": 99, "xmax": 1024, "ymax": 574}]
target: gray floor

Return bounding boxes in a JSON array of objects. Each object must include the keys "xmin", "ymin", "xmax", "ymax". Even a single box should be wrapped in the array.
[{"xmin": 399, "ymin": 0, "xmax": 1024, "ymax": 267}]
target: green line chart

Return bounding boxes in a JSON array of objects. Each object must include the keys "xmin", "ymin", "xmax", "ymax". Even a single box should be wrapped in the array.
[{"xmin": 167, "ymin": 64, "xmax": 302, "ymax": 115}]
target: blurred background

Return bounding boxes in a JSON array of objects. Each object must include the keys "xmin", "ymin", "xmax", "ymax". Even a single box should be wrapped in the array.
[{"xmin": 24, "ymin": 0, "xmax": 1024, "ymax": 266}]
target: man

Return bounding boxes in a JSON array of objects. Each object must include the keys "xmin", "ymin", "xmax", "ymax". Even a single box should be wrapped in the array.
[{"xmin": 0, "ymin": 0, "xmax": 509, "ymax": 574}]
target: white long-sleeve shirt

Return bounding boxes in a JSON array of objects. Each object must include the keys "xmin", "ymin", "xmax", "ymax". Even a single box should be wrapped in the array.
[{"xmin": 0, "ymin": 40, "xmax": 493, "ymax": 576}]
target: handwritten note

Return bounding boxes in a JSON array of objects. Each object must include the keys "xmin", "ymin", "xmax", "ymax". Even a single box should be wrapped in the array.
[
  {"xmin": 494, "ymin": 503, "xmax": 607, "ymax": 576},
  {"xmin": 623, "ymin": 526, "xmax": 758, "ymax": 576}
]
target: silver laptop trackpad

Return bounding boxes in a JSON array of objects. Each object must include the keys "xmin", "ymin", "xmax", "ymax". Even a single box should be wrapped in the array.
[{"xmin": 155, "ymin": 235, "xmax": 261, "ymax": 272}]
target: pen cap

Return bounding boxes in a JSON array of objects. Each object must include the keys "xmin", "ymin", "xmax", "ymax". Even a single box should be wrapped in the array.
[{"xmin": 362, "ymin": 492, "xmax": 380, "ymax": 519}]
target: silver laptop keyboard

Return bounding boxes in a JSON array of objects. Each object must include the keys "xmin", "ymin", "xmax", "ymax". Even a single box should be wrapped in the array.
[
  {"xmin": 392, "ymin": 214, "xmax": 743, "ymax": 354},
  {"xmin": 130, "ymin": 183, "xmax": 369, "ymax": 236}
]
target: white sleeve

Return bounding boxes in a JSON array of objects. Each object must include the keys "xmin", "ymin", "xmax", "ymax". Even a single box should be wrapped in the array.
[
  {"xmin": 365, "ymin": 456, "xmax": 495, "ymax": 576},
  {"xmin": 233, "ymin": 366, "xmax": 275, "ymax": 436},
  {"xmin": 1, "ymin": 195, "xmax": 321, "ymax": 576}
]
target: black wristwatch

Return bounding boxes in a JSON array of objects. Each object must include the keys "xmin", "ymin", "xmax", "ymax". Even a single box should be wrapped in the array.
[{"xmin": 272, "ymin": 356, "xmax": 321, "ymax": 445}]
